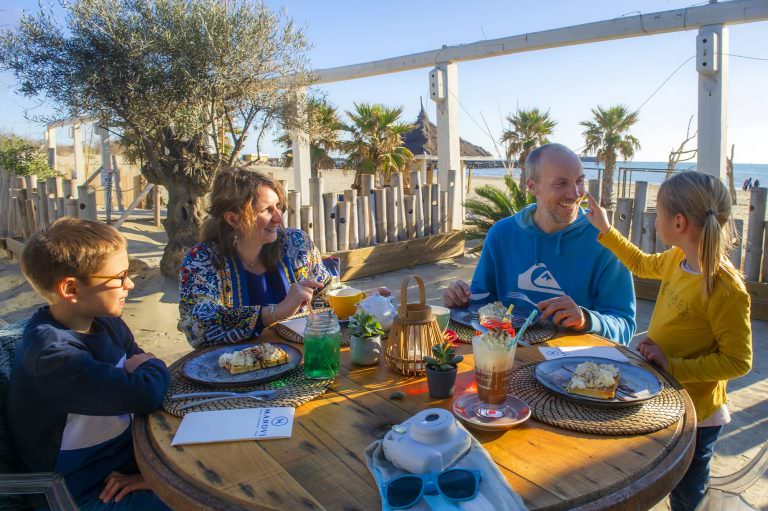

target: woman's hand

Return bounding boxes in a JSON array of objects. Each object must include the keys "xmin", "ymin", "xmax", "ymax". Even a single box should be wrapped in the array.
[
  {"xmin": 99, "ymin": 472, "xmax": 150, "ymax": 503},
  {"xmin": 278, "ymin": 280, "xmax": 323, "ymax": 318},
  {"xmin": 584, "ymin": 192, "xmax": 611, "ymax": 234},
  {"xmin": 637, "ymin": 336, "xmax": 669, "ymax": 370}
]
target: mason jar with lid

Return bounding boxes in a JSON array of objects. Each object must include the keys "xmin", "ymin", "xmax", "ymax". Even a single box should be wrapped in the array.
[{"xmin": 303, "ymin": 311, "xmax": 341, "ymax": 379}]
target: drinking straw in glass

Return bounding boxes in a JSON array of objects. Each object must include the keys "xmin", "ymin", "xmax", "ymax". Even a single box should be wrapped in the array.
[{"xmin": 507, "ymin": 309, "xmax": 539, "ymax": 349}]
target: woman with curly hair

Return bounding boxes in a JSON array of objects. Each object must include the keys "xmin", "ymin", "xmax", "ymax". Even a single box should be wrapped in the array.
[{"xmin": 178, "ymin": 167, "xmax": 335, "ymax": 348}]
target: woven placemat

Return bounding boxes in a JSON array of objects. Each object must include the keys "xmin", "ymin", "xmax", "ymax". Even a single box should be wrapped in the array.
[
  {"xmin": 507, "ymin": 363, "xmax": 685, "ymax": 436},
  {"xmin": 273, "ymin": 308, "xmax": 352, "ymax": 346},
  {"xmin": 449, "ymin": 319, "xmax": 556, "ymax": 345},
  {"xmin": 162, "ymin": 361, "xmax": 334, "ymax": 417}
]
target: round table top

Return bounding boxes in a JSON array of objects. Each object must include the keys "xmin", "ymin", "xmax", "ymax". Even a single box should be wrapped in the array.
[{"xmin": 133, "ymin": 331, "xmax": 695, "ymax": 511}]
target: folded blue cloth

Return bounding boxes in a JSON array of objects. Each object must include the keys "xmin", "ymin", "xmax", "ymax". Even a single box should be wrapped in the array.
[{"xmin": 365, "ymin": 420, "xmax": 528, "ymax": 511}]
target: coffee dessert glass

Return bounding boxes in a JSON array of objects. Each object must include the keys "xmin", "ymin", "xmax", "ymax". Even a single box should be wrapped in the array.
[{"xmin": 471, "ymin": 328, "xmax": 516, "ymax": 417}]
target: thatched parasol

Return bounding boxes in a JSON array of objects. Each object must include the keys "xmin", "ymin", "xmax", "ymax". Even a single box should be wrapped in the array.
[{"xmin": 402, "ymin": 102, "xmax": 492, "ymax": 159}]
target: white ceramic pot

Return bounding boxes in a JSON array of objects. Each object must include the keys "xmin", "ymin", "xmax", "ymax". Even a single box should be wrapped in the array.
[{"xmin": 350, "ymin": 335, "xmax": 382, "ymax": 365}]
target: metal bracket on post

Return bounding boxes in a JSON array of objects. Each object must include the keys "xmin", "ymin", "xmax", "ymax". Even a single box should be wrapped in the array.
[
  {"xmin": 697, "ymin": 31, "xmax": 718, "ymax": 75},
  {"xmin": 429, "ymin": 67, "xmax": 446, "ymax": 102}
]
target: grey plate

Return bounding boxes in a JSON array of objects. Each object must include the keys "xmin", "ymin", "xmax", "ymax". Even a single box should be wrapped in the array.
[
  {"xmin": 182, "ymin": 342, "xmax": 302, "ymax": 387},
  {"xmin": 449, "ymin": 304, "xmax": 481, "ymax": 327},
  {"xmin": 534, "ymin": 356, "xmax": 662, "ymax": 408}
]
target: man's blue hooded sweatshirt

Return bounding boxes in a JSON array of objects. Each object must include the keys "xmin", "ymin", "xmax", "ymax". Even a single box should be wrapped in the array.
[{"xmin": 472, "ymin": 204, "xmax": 636, "ymax": 345}]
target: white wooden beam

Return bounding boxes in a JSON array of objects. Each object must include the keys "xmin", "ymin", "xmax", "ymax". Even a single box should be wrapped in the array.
[
  {"xmin": 434, "ymin": 63, "xmax": 463, "ymax": 230},
  {"xmin": 697, "ymin": 24, "xmax": 729, "ymax": 180},
  {"xmin": 314, "ymin": 0, "xmax": 768, "ymax": 84},
  {"xmin": 45, "ymin": 127, "xmax": 56, "ymax": 171},
  {"xmin": 290, "ymin": 90, "xmax": 311, "ymax": 204}
]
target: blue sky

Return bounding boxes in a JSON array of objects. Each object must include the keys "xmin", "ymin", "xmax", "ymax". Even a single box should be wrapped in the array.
[{"xmin": 2, "ymin": 0, "xmax": 767, "ymax": 163}]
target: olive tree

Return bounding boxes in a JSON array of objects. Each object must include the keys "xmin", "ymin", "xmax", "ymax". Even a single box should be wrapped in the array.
[{"xmin": 1, "ymin": 0, "xmax": 313, "ymax": 275}]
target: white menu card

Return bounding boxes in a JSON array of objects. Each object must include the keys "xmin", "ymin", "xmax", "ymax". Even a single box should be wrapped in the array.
[{"xmin": 172, "ymin": 407, "xmax": 295, "ymax": 446}]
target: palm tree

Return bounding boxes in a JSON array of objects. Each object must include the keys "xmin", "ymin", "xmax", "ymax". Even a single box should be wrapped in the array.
[
  {"xmin": 464, "ymin": 174, "xmax": 536, "ymax": 251},
  {"xmin": 277, "ymin": 97, "xmax": 343, "ymax": 177},
  {"xmin": 342, "ymin": 102, "xmax": 414, "ymax": 188},
  {"xmin": 581, "ymin": 105, "xmax": 641, "ymax": 208},
  {"xmin": 500, "ymin": 108, "xmax": 557, "ymax": 193}
]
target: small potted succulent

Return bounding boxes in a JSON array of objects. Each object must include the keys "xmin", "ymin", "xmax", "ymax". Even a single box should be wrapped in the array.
[
  {"xmin": 423, "ymin": 340, "xmax": 464, "ymax": 398},
  {"xmin": 348, "ymin": 310, "xmax": 385, "ymax": 365}
]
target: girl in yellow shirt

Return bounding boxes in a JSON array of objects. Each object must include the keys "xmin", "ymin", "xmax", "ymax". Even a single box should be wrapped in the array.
[{"xmin": 585, "ymin": 171, "xmax": 752, "ymax": 511}]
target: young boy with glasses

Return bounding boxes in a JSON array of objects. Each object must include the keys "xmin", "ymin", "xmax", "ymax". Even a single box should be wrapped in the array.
[{"xmin": 7, "ymin": 218, "xmax": 171, "ymax": 510}]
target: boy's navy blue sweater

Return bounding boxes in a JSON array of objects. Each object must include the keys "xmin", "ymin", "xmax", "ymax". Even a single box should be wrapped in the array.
[{"xmin": 7, "ymin": 307, "xmax": 170, "ymax": 502}]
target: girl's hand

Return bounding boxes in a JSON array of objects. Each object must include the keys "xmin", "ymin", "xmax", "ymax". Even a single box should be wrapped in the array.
[
  {"xmin": 637, "ymin": 337, "xmax": 669, "ymax": 370},
  {"xmin": 584, "ymin": 192, "xmax": 610, "ymax": 234}
]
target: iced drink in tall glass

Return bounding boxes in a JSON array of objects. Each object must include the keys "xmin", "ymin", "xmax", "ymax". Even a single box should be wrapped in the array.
[{"xmin": 472, "ymin": 328, "xmax": 516, "ymax": 405}]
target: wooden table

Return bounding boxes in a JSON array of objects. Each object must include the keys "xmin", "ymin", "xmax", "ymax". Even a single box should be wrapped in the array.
[{"xmin": 134, "ymin": 331, "xmax": 696, "ymax": 511}]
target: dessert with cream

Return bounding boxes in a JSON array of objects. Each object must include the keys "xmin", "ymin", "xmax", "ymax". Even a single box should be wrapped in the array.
[
  {"xmin": 566, "ymin": 361, "xmax": 621, "ymax": 399},
  {"xmin": 218, "ymin": 343, "xmax": 290, "ymax": 375}
]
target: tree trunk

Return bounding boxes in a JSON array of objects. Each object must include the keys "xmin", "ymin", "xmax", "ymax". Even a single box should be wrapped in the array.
[
  {"xmin": 601, "ymin": 160, "xmax": 616, "ymax": 209},
  {"xmin": 518, "ymin": 166, "xmax": 528, "ymax": 194},
  {"xmin": 159, "ymin": 180, "xmax": 207, "ymax": 277}
]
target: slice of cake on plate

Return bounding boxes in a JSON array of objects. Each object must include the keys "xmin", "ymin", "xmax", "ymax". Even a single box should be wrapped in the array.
[
  {"xmin": 218, "ymin": 343, "xmax": 290, "ymax": 375},
  {"xmin": 566, "ymin": 361, "xmax": 620, "ymax": 399}
]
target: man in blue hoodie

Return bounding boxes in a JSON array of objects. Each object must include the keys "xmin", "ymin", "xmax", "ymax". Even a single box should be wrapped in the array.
[{"xmin": 443, "ymin": 143, "xmax": 635, "ymax": 345}]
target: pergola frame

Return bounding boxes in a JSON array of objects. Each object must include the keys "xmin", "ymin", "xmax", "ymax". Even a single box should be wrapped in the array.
[{"xmin": 290, "ymin": 0, "xmax": 768, "ymax": 228}]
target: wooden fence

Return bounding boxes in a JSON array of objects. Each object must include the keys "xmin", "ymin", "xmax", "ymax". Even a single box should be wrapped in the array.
[
  {"xmin": 0, "ymin": 168, "xmax": 99, "ymax": 258},
  {"xmin": 287, "ymin": 169, "xmax": 464, "ymax": 279},
  {"xmin": 592, "ymin": 178, "xmax": 768, "ymax": 319}
]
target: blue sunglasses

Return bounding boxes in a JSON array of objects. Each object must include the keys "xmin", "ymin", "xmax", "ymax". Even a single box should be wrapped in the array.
[{"xmin": 381, "ymin": 468, "xmax": 482, "ymax": 509}]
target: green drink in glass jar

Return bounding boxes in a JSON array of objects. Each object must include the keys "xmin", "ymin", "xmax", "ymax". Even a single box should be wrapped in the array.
[{"xmin": 303, "ymin": 311, "xmax": 341, "ymax": 379}]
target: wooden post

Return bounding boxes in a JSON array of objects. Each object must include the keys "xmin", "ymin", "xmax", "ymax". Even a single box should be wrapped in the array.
[
  {"xmin": 25, "ymin": 197, "xmax": 37, "ymax": 235},
  {"xmin": 410, "ymin": 170, "xmax": 425, "ymax": 238},
  {"xmin": 309, "ymin": 176, "xmax": 325, "ymax": 253},
  {"xmin": 14, "ymin": 194, "xmax": 30, "ymax": 240},
  {"xmin": 588, "ymin": 179, "xmax": 601, "ymax": 206},
  {"xmin": 761, "ymin": 224, "xmax": 768, "ymax": 283},
  {"xmin": 391, "ymin": 173, "xmax": 406, "ymax": 241},
  {"xmin": 373, "ymin": 189, "xmax": 387, "ymax": 243},
  {"xmin": 605, "ymin": 209, "xmax": 614, "ymax": 226},
  {"xmin": 337, "ymin": 197, "xmax": 349, "ymax": 251},
  {"xmin": 404, "ymin": 194, "xmax": 416, "ymax": 239},
  {"xmin": 31, "ymin": 192, "xmax": 44, "ymax": 232},
  {"xmin": 440, "ymin": 190, "xmax": 449, "ymax": 234},
  {"xmin": 24, "ymin": 175, "xmax": 37, "ymax": 193},
  {"xmin": 46, "ymin": 126, "xmax": 57, "ymax": 171},
  {"xmin": 62, "ymin": 179, "xmax": 76, "ymax": 199},
  {"xmin": 344, "ymin": 190, "xmax": 358, "ymax": 249},
  {"xmin": 729, "ymin": 219, "xmax": 744, "ymax": 271},
  {"xmin": 63, "ymin": 199, "xmax": 78, "ymax": 218},
  {"xmin": 430, "ymin": 184, "xmax": 440, "ymax": 235},
  {"xmin": 385, "ymin": 187, "xmax": 397, "ymax": 243},
  {"xmin": 288, "ymin": 191, "xmax": 300, "ymax": 229},
  {"xmin": 744, "ymin": 187, "xmax": 767, "ymax": 281},
  {"xmin": 300, "ymin": 205, "xmax": 313, "ymax": 237},
  {"xmin": 447, "ymin": 169, "xmax": 456, "ymax": 231},
  {"xmin": 640, "ymin": 211, "xmax": 657, "ymax": 253},
  {"xmin": 0, "ymin": 167, "xmax": 10, "ymax": 237},
  {"xmin": 77, "ymin": 185, "xmax": 98, "ymax": 222},
  {"xmin": 421, "ymin": 185, "xmax": 431, "ymax": 235},
  {"xmin": 37, "ymin": 181, "xmax": 49, "ymax": 229},
  {"xmin": 615, "ymin": 198, "xmax": 633, "ymax": 238},
  {"xmin": 361, "ymin": 174, "xmax": 376, "ymax": 243},
  {"xmin": 358, "ymin": 195, "xmax": 370, "ymax": 247},
  {"xmin": 631, "ymin": 181, "xmax": 648, "ymax": 246},
  {"xmin": 153, "ymin": 186, "xmax": 161, "ymax": 226},
  {"xmin": 322, "ymin": 192, "xmax": 338, "ymax": 252}
]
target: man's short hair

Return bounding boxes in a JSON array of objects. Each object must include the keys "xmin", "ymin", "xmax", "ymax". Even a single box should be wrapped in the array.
[
  {"xmin": 21, "ymin": 218, "xmax": 126, "ymax": 298},
  {"xmin": 525, "ymin": 143, "xmax": 582, "ymax": 181}
]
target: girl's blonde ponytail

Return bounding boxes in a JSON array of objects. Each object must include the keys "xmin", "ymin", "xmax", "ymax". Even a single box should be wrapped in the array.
[{"xmin": 657, "ymin": 172, "xmax": 741, "ymax": 298}]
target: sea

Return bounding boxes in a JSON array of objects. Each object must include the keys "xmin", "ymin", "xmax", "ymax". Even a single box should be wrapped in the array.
[{"xmin": 469, "ymin": 161, "xmax": 768, "ymax": 188}]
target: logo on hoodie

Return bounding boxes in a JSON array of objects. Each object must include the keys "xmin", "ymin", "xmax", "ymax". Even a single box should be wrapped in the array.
[{"xmin": 517, "ymin": 263, "xmax": 564, "ymax": 296}]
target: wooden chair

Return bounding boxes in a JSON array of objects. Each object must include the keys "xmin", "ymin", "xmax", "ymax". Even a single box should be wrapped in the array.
[
  {"xmin": 696, "ymin": 439, "xmax": 768, "ymax": 511},
  {"xmin": 0, "ymin": 321, "xmax": 77, "ymax": 511}
]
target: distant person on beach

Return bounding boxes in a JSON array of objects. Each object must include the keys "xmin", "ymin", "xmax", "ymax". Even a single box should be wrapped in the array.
[
  {"xmin": 8, "ymin": 218, "xmax": 171, "ymax": 510},
  {"xmin": 442, "ymin": 143, "xmax": 636, "ymax": 345},
  {"xmin": 178, "ymin": 167, "xmax": 337, "ymax": 348},
  {"xmin": 585, "ymin": 172, "xmax": 752, "ymax": 511},
  {"xmin": 742, "ymin": 177, "xmax": 753, "ymax": 191},
  {"xmin": 753, "ymin": 178, "xmax": 760, "ymax": 188}
]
